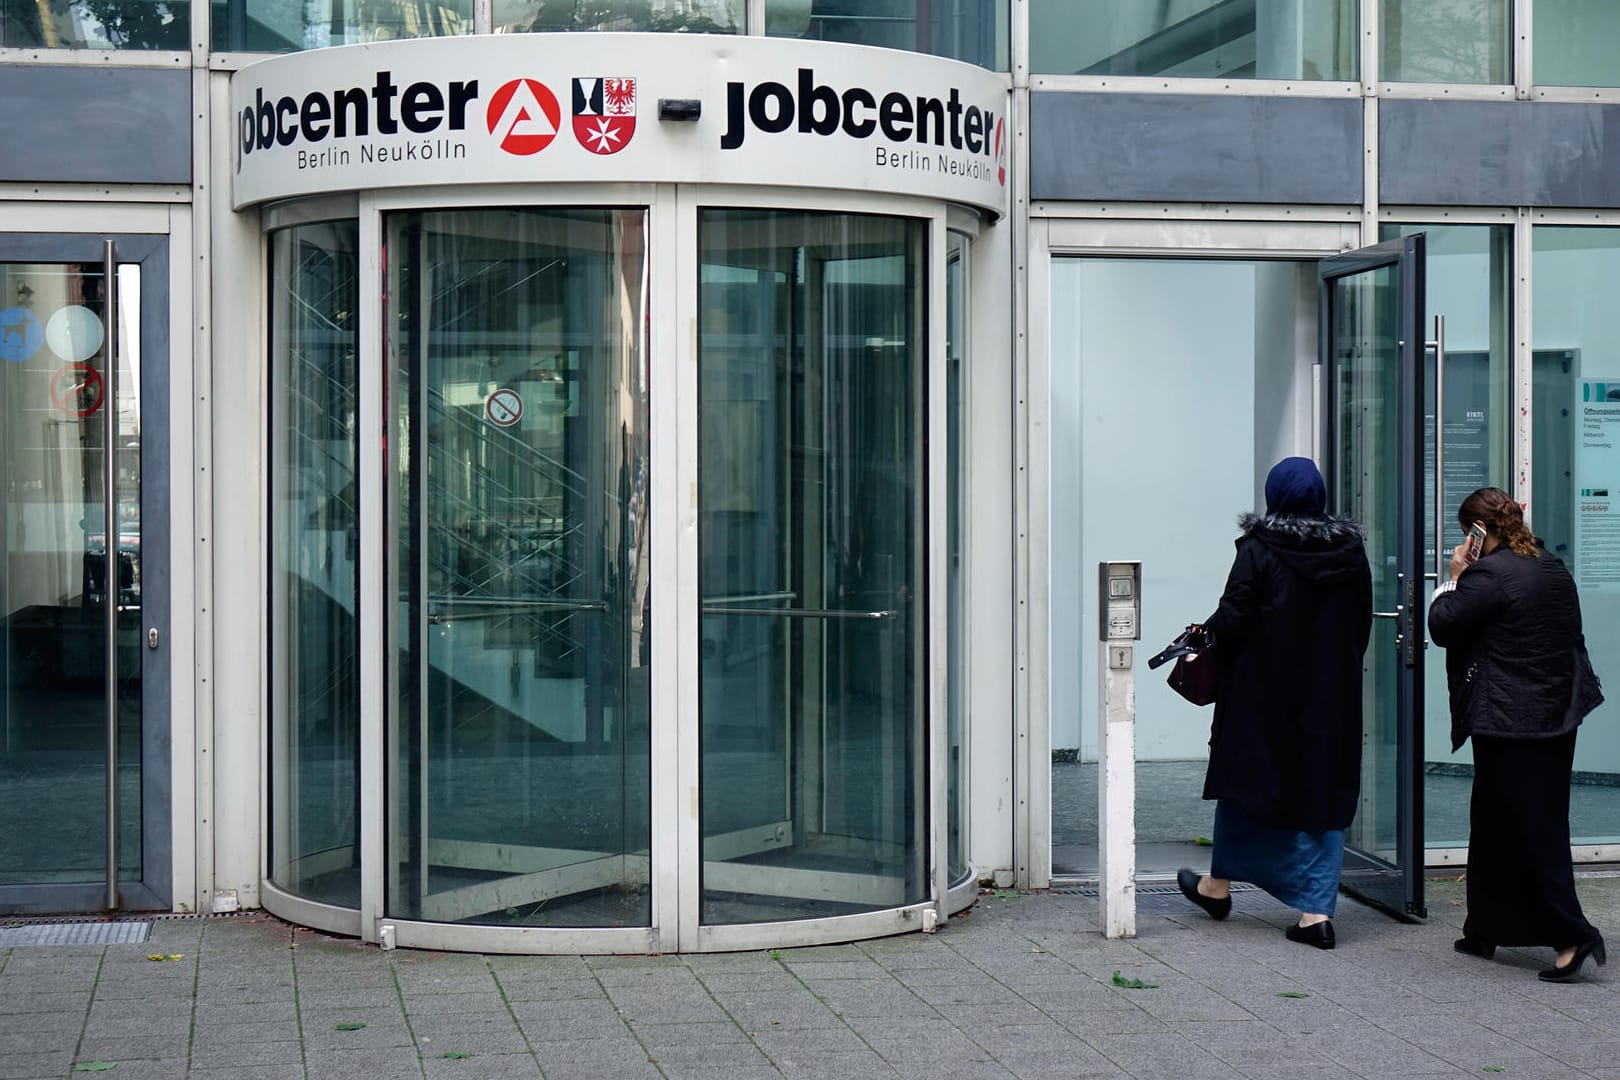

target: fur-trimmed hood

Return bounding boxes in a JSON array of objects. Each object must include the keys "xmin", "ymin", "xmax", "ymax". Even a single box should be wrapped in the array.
[
  {"xmin": 1237, "ymin": 512, "xmax": 1366, "ymax": 544},
  {"xmin": 1236, "ymin": 512, "xmax": 1369, "ymax": 586}
]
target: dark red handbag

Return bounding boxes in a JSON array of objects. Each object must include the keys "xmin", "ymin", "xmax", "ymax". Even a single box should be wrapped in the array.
[{"xmin": 1148, "ymin": 625, "xmax": 1218, "ymax": 707}]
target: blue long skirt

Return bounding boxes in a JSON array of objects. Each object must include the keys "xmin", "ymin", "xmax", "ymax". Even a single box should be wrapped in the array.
[{"xmin": 1209, "ymin": 800, "xmax": 1345, "ymax": 916}]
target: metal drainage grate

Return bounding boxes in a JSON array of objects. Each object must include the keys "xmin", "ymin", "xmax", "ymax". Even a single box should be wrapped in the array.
[{"xmin": 0, "ymin": 921, "xmax": 152, "ymax": 947}]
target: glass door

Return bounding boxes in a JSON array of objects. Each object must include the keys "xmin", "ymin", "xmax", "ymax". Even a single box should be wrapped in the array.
[
  {"xmin": 0, "ymin": 234, "xmax": 169, "ymax": 914},
  {"xmin": 385, "ymin": 208, "xmax": 652, "ymax": 929},
  {"xmin": 1319, "ymin": 234, "xmax": 1428, "ymax": 920},
  {"xmin": 695, "ymin": 208, "xmax": 929, "ymax": 926}
]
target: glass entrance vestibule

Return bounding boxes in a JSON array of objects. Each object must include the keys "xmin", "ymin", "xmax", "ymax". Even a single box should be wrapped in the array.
[{"xmin": 264, "ymin": 191, "xmax": 977, "ymax": 953}]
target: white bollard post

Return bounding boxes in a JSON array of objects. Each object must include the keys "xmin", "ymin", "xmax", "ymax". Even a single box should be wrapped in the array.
[{"xmin": 1098, "ymin": 562, "xmax": 1139, "ymax": 939}]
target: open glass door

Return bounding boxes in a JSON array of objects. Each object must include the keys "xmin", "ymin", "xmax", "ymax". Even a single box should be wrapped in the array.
[{"xmin": 1319, "ymin": 234, "xmax": 1428, "ymax": 920}]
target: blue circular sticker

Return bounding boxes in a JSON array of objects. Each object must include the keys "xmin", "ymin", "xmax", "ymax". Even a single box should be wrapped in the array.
[{"xmin": 0, "ymin": 308, "xmax": 43, "ymax": 364}]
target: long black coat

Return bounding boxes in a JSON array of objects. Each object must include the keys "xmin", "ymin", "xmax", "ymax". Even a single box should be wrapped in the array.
[
  {"xmin": 1202, "ymin": 513, "xmax": 1373, "ymax": 833},
  {"xmin": 1428, "ymin": 545, "xmax": 1603, "ymax": 751}
]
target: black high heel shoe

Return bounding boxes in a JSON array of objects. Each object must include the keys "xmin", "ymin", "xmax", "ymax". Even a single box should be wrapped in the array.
[
  {"xmin": 1285, "ymin": 920, "xmax": 1335, "ymax": 950},
  {"xmin": 1539, "ymin": 937, "xmax": 1606, "ymax": 983},
  {"xmin": 1176, "ymin": 868, "xmax": 1231, "ymax": 921},
  {"xmin": 1454, "ymin": 936, "xmax": 1495, "ymax": 960}
]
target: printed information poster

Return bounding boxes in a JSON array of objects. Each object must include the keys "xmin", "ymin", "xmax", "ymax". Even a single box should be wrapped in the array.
[
  {"xmin": 1424, "ymin": 353, "xmax": 1492, "ymax": 560},
  {"xmin": 1575, "ymin": 379, "xmax": 1620, "ymax": 592}
]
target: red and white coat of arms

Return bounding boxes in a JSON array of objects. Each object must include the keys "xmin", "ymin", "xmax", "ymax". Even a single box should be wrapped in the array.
[{"xmin": 572, "ymin": 78, "xmax": 637, "ymax": 156}]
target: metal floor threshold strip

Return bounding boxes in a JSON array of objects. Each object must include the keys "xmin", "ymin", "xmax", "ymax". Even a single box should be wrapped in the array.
[{"xmin": 0, "ymin": 921, "xmax": 153, "ymax": 947}]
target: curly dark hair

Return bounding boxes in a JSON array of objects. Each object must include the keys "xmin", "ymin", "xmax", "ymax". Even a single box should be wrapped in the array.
[{"xmin": 1458, "ymin": 487, "xmax": 1537, "ymax": 558}]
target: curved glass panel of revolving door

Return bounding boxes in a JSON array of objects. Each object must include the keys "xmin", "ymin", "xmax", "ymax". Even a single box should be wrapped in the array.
[
  {"xmin": 386, "ymin": 208, "xmax": 651, "ymax": 927},
  {"xmin": 269, "ymin": 220, "xmax": 361, "ymax": 907},
  {"xmin": 698, "ymin": 209, "xmax": 928, "ymax": 924}
]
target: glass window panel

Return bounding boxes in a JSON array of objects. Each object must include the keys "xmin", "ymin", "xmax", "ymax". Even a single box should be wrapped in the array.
[
  {"xmin": 770, "ymin": 0, "xmax": 1006, "ymax": 70},
  {"xmin": 1531, "ymin": 226, "xmax": 1620, "ymax": 848},
  {"xmin": 1380, "ymin": 0, "xmax": 1509, "ymax": 84},
  {"xmin": 698, "ymin": 208, "xmax": 928, "ymax": 924},
  {"xmin": 269, "ymin": 221, "xmax": 361, "ymax": 907},
  {"xmin": 1534, "ymin": 0, "xmax": 1620, "ymax": 87},
  {"xmin": 212, "ymin": 0, "xmax": 471, "ymax": 53},
  {"xmin": 1, "ymin": 0, "xmax": 188, "ymax": 48},
  {"xmin": 386, "ymin": 208, "xmax": 651, "ymax": 928},
  {"xmin": 1029, "ymin": 1, "xmax": 1356, "ymax": 80},
  {"xmin": 1380, "ymin": 224, "xmax": 1512, "ymax": 852},
  {"xmin": 495, "ymin": 0, "xmax": 739, "ymax": 34},
  {"xmin": 0, "ymin": 261, "xmax": 141, "ymax": 884}
]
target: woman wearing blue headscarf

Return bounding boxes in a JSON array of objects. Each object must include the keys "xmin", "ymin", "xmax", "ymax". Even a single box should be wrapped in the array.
[{"xmin": 1176, "ymin": 457, "xmax": 1373, "ymax": 949}]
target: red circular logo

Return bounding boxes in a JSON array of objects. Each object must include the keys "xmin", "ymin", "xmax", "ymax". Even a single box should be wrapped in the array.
[{"xmin": 487, "ymin": 79, "xmax": 562, "ymax": 156}]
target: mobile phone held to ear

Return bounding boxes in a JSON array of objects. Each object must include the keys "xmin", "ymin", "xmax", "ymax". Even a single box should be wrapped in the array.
[{"xmin": 1463, "ymin": 521, "xmax": 1488, "ymax": 564}]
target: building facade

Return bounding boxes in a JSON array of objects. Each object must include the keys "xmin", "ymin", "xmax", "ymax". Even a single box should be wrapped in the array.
[{"xmin": 2, "ymin": 0, "xmax": 1618, "ymax": 950}]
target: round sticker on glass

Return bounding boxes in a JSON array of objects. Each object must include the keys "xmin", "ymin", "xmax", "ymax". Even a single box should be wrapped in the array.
[
  {"xmin": 485, "ymin": 387, "xmax": 523, "ymax": 428},
  {"xmin": 46, "ymin": 306, "xmax": 105, "ymax": 364}
]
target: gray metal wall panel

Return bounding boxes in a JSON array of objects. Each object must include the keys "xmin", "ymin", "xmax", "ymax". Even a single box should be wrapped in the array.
[
  {"xmin": 1381, "ymin": 99, "xmax": 1620, "ymax": 208},
  {"xmin": 1030, "ymin": 92, "xmax": 1362, "ymax": 205},
  {"xmin": 0, "ymin": 66, "xmax": 190, "ymax": 185}
]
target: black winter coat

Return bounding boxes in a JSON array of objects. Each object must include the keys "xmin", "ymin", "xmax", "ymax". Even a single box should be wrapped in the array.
[
  {"xmin": 1202, "ymin": 513, "xmax": 1373, "ymax": 833},
  {"xmin": 1428, "ymin": 545, "xmax": 1604, "ymax": 751}
]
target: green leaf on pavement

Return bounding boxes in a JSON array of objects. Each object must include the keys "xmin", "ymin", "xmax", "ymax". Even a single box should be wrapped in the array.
[
  {"xmin": 1277, "ymin": 991, "xmax": 1310, "ymax": 998},
  {"xmin": 74, "ymin": 1064, "xmax": 118, "ymax": 1072},
  {"xmin": 1194, "ymin": 836, "xmax": 1214, "ymax": 846},
  {"xmin": 1111, "ymin": 970, "xmax": 1158, "ymax": 989},
  {"xmin": 439, "ymin": 1051, "xmax": 473, "ymax": 1059},
  {"xmin": 145, "ymin": 953, "xmax": 183, "ymax": 961},
  {"xmin": 335, "ymin": 1022, "xmax": 368, "ymax": 1031}
]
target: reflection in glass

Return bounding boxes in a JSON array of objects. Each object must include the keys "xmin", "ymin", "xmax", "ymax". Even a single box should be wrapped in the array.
[
  {"xmin": 0, "ymin": 262, "xmax": 141, "ymax": 884},
  {"xmin": 1028, "ymin": 1, "xmax": 1355, "ymax": 79},
  {"xmin": 496, "ymin": 0, "xmax": 739, "ymax": 34},
  {"xmin": 1381, "ymin": 224, "xmax": 1512, "ymax": 850},
  {"xmin": 1535, "ymin": 0, "xmax": 1620, "ymax": 87},
  {"xmin": 698, "ymin": 209, "xmax": 927, "ymax": 924},
  {"xmin": 2, "ymin": 0, "xmax": 188, "ymax": 48},
  {"xmin": 212, "ymin": 0, "xmax": 469, "ymax": 52},
  {"xmin": 770, "ymin": 0, "xmax": 1005, "ymax": 70},
  {"xmin": 1531, "ymin": 226, "xmax": 1620, "ymax": 847},
  {"xmin": 269, "ymin": 222, "xmax": 361, "ymax": 906},
  {"xmin": 1380, "ymin": 0, "xmax": 1508, "ymax": 84},
  {"xmin": 387, "ymin": 208, "xmax": 651, "ymax": 927},
  {"xmin": 1330, "ymin": 265, "xmax": 1400, "ymax": 864}
]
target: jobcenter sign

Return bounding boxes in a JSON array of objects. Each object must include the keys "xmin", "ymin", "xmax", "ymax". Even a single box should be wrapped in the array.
[{"xmin": 230, "ymin": 34, "xmax": 1010, "ymax": 216}]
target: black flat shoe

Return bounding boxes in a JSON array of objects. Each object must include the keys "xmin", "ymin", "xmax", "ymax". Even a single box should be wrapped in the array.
[
  {"xmin": 1540, "ymin": 937, "xmax": 1606, "ymax": 983},
  {"xmin": 1454, "ymin": 936, "xmax": 1495, "ymax": 960},
  {"xmin": 1176, "ymin": 868, "xmax": 1231, "ymax": 921},
  {"xmin": 1285, "ymin": 920, "xmax": 1335, "ymax": 950}
]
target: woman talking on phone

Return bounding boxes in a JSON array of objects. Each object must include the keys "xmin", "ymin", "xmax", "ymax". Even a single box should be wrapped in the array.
[{"xmin": 1429, "ymin": 487, "xmax": 1605, "ymax": 982}]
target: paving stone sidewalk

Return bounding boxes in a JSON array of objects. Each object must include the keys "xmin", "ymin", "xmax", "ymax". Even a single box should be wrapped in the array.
[{"xmin": 2, "ymin": 876, "xmax": 1618, "ymax": 1080}]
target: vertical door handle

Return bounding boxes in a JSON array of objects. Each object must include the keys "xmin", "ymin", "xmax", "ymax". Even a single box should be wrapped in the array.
[{"xmin": 147, "ymin": 628, "xmax": 159, "ymax": 650}]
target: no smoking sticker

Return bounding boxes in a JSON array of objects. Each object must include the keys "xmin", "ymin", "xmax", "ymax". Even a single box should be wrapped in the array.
[
  {"xmin": 50, "ymin": 362, "xmax": 104, "ymax": 419},
  {"xmin": 484, "ymin": 387, "xmax": 523, "ymax": 428}
]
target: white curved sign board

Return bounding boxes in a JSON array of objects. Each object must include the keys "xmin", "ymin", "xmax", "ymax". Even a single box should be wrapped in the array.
[{"xmin": 231, "ymin": 34, "xmax": 1010, "ymax": 216}]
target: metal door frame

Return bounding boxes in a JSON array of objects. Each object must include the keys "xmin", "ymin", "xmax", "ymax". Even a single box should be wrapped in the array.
[
  {"xmin": 0, "ymin": 231, "xmax": 171, "ymax": 914},
  {"xmin": 1318, "ymin": 233, "xmax": 1427, "ymax": 921}
]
